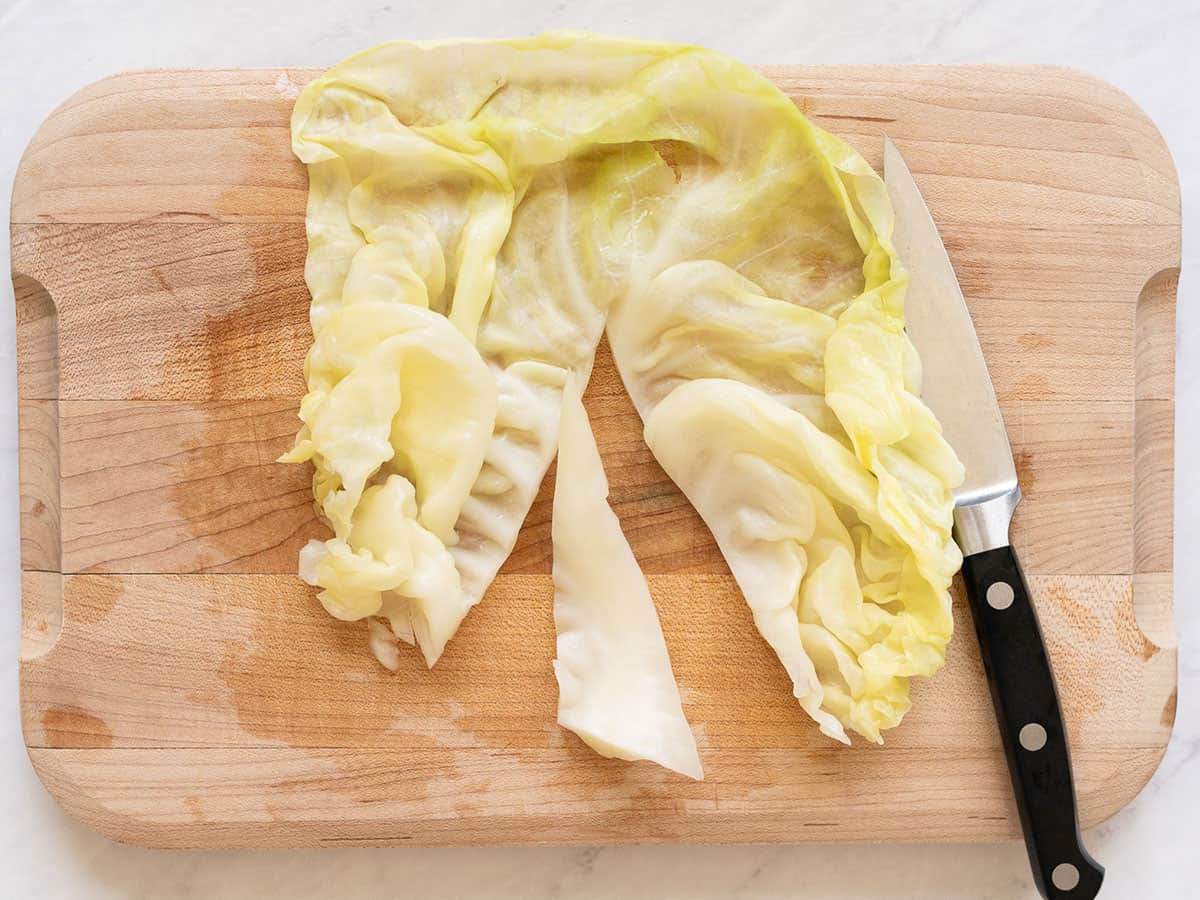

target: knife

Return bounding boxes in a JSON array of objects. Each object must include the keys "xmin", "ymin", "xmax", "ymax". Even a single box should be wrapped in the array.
[{"xmin": 883, "ymin": 137, "xmax": 1104, "ymax": 900}]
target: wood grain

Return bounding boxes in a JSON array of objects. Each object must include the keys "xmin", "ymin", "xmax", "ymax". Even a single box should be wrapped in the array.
[
  {"xmin": 17, "ymin": 573, "xmax": 1169, "ymax": 751},
  {"xmin": 27, "ymin": 743, "xmax": 1164, "ymax": 849},
  {"xmin": 36, "ymin": 377, "xmax": 1137, "ymax": 577},
  {"xmin": 12, "ymin": 64, "xmax": 1178, "ymax": 848}
]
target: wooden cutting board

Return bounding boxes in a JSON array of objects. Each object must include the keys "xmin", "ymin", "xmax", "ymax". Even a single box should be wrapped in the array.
[{"xmin": 13, "ymin": 65, "xmax": 1178, "ymax": 849}]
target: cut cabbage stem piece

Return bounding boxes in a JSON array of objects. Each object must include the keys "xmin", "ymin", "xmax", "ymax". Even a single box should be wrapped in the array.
[{"xmin": 551, "ymin": 372, "xmax": 703, "ymax": 780}]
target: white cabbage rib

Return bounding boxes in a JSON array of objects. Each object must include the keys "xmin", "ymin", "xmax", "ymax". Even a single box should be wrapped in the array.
[
  {"xmin": 287, "ymin": 32, "xmax": 964, "ymax": 744},
  {"xmin": 552, "ymin": 375, "xmax": 703, "ymax": 778}
]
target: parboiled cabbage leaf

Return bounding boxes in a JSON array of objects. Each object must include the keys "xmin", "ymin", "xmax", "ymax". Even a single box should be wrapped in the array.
[{"xmin": 288, "ymin": 32, "xmax": 963, "ymax": 743}]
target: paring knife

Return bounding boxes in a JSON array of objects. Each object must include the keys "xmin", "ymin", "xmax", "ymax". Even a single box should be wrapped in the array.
[{"xmin": 883, "ymin": 137, "xmax": 1104, "ymax": 900}]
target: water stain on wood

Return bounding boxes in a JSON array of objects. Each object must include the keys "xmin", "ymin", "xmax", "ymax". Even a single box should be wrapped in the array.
[
  {"xmin": 156, "ymin": 217, "xmax": 322, "ymax": 573},
  {"xmin": 1045, "ymin": 582, "xmax": 1101, "ymax": 641},
  {"xmin": 1018, "ymin": 332, "xmax": 1056, "ymax": 351},
  {"xmin": 1160, "ymin": 689, "xmax": 1177, "ymax": 728},
  {"xmin": 40, "ymin": 706, "xmax": 113, "ymax": 749},
  {"xmin": 217, "ymin": 599, "xmax": 415, "ymax": 748},
  {"xmin": 162, "ymin": 400, "xmax": 321, "ymax": 574},
  {"xmin": 212, "ymin": 584, "xmax": 547, "ymax": 754},
  {"xmin": 155, "ymin": 223, "xmax": 309, "ymax": 401},
  {"xmin": 1113, "ymin": 586, "xmax": 1160, "ymax": 662},
  {"xmin": 69, "ymin": 574, "xmax": 123, "ymax": 626}
]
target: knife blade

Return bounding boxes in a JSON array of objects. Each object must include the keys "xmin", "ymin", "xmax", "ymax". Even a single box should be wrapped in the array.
[{"xmin": 884, "ymin": 137, "xmax": 1104, "ymax": 900}]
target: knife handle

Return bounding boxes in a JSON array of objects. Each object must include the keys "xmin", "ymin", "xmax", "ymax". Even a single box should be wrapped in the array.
[{"xmin": 961, "ymin": 545, "xmax": 1104, "ymax": 900}]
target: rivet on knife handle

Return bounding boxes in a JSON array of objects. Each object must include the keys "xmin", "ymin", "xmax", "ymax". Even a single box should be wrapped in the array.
[{"xmin": 962, "ymin": 544, "xmax": 1104, "ymax": 899}]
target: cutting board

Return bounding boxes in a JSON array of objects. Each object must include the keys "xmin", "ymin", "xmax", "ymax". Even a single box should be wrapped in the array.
[{"xmin": 13, "ymin": 65, "xmax": 1178, "ymax": 849}]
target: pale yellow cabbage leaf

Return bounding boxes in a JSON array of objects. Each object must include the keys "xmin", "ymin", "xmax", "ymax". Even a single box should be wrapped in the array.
[{"xmin": 288, "ymin": 32, "xmax": 963, "ymax": 742}]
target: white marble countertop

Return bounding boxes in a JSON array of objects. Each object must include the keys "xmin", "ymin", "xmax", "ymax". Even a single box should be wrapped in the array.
[{"xmin": 1, "ymin": 1, "xmax": 1194, "ymax": 897}]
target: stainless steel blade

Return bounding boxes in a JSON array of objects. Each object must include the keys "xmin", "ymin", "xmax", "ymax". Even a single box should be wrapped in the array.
[{"xmin": 883, "ymin": 137, "xmax": 1019, "ymax": 555}]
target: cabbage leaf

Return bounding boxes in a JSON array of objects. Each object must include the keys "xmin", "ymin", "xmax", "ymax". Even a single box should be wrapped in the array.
[{"xmin": 288, "ymin": 32, "xmax": 963, "ymax": 743}]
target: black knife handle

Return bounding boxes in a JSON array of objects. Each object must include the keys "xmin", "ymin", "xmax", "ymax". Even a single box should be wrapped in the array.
[{"xmin": 961, "ymin": 545, "xmax": 1104, "ymax": 899}]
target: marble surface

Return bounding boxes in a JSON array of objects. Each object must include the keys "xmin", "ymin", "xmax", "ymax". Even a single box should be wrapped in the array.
[{"xmin": 1, "ymin": 0, "xmax": 1195, "ymax": 896}]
